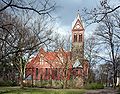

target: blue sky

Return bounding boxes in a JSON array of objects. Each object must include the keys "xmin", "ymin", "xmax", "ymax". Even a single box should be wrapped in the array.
[
  {"xmin": 51, "ymin": 0, "xmax": 120, "ymax": 61},
  {"xmin": 53, "ymin": 0, "xmax": 99, "ymax": 37},
  {"xmin": 52, "ymin": 0, "xmax": 120, "ymax": 38}
]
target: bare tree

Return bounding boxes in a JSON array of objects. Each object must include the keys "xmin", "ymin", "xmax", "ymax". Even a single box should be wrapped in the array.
[
  {"xmin": 0, "ymin": 0, "xmax": 56, "ymax": 16},
  {"xmin": 98, "ymin": 63, "xmax": 113, "ymax": 86},
  {"xmin": 84, "ymin": 35, "xmax": 100, "ymax": 83},
  {"xmin": 47, "ymin": 36, "xmax": 72, "ymax": 88},
  {"xmin": 83, "ymin": 0, "xmax": 120, "ymax": 88},
  {"xmin": 0, "ymin": 8, "xmax": 55, "ymax": 88},
  {"xmin": 55, "ymin": 48, "xmax": 71, "ymax": 89},
  {"xmin": 48, "ymin": 32, "xmax": 71, "ymax": 51},
  {"xmin": 83, "ymin": 0, "xmax": 120, "ymax": 24},
  {"xmin": 0, "ymin": 0, "xmax": 56, "ymax": 88},
  {"xmin": 94, "ymin": 13, "xmax": 120, "ymax": 87}
]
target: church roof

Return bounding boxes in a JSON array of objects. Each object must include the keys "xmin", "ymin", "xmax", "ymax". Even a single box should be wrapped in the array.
[{"xmin": 26, "ymin": 48, "xmax": 71, "ymax": 69}]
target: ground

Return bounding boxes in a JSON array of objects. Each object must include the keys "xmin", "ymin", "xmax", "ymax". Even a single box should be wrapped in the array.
[
  {"xmin": 0, "ymin": 87, "xmax": 119, "ymax": 94},
  {"xmin": 85, "ymin": 88, "xmax": 119, "ymax": 94},
  {"xmin": 0, "ymin": 87, "xmax": 85, "ymax": 94}
]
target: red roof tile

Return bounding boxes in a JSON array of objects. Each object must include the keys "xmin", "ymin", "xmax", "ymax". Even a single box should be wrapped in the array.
[{"xmin": 26, "ymin": 48, "xmax": 71, "ymax": 69}]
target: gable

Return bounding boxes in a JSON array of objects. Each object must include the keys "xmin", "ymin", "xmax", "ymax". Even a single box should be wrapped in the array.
[
  {"xmin": 73, "ymin": 59, "xmax": 83, "ymax": 68},
  {"xmin": 72, "ymin": 19, "xmax": 84, "ymax": 31}
]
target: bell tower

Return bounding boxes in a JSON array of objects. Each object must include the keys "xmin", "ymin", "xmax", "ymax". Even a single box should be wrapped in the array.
[{"xmin": 71, "ymin": 11, "xmax": 84, "ymax": 63}]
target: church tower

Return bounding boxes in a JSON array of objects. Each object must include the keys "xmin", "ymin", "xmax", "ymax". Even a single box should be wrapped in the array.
[{"xmin": 71, "ymin": 11, "xmax": 84, "ymax": 63}]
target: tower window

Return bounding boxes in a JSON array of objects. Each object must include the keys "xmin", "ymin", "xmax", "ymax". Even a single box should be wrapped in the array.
[
  {"xmin": 74, "ymin": 34, "xmax": 77, "ymax": 42},
  {"xmin": 79, "ymin": 34, "xmax": 82, "ymax": 42}
]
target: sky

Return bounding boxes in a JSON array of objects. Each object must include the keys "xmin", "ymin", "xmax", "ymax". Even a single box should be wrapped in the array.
[
  {"xmin": 52, "ymin": 0, "xmax": 120, "ymax": 38},
  {"xmin": 52, "ymin": 0, "xmax": 99, "ymax": 37},
  {"xmin": 51, "ymin": 0, "xmax": 120, "ymax": 61}
]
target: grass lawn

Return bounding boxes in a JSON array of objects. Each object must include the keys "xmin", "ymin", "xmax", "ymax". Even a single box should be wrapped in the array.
[{"xmin": 0, "ymin": 87, "xmax": 85, "ymax": 94}]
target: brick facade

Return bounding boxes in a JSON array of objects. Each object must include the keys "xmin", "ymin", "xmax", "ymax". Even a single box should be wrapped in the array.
[{"xmin": 25, "ymin": 12, "xmax": 89, "ymax": 87}]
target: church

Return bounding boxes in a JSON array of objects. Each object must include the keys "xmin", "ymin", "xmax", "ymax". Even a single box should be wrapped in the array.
[{"xmin": 25, "ymin": 12, "xmax": 89, "ymax": 88}]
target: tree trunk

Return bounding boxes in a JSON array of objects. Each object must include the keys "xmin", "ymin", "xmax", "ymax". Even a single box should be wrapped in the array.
[
  {"xmin": 40, "ymin": 75, "xmax": 43, "ymax": 87},
  {"xmin": 20, "ymin": 58, "xmax": 24, "ymax": 88},
  {"xmin": 64, "ymin": 78, "xmax": 67, "ymax": 89},
  {"xmin": 113, "ymin": 69, "xmax": 117, "ymax": 88},
  {"xmin": 32, "ymin": 67, "xmax": 34, "ymax": 87},
  {"xmin": 20, "ymin": 72, "xmax": 24, "ymax": 88},
  {"xmin": 110, "ymin": 39, "xmax": 117, "ymax": 88},
  {"xmin": 63, "ymin": 70, "xmax": 67, "ymax": 89},
  {"xmin": 49, "ymin": 75, "xmax": 52, "ymax": 87}
]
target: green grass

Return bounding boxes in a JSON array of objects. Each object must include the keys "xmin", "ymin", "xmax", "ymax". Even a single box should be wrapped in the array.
[
  {"xmin": 84, "ymin": 83, "xmax": 104, "ymax": 90},
  {"xmin": 0, "ymin": 87, "xmax": 85, "ymax": 94}
]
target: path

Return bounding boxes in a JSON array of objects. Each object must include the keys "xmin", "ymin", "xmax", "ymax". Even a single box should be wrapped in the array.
[{"xmin": 85, "ymin": 88, "xmax": 119, "ymax": 94}]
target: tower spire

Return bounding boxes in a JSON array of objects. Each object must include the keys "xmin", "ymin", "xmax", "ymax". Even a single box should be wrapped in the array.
[
  {"xmin": 76, "ymin": 10, "xmax": 81, "ymax": 21},
  {"xmin": 72, "ymin": 10, "xmax": 82, "ymax": 29}
]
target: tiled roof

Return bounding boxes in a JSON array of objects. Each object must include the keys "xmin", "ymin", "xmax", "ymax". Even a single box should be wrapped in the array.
[
  {"xmin": 45, "ymin": 52, "xmax": 58, "ymax": 61},
  {"xmin": 26, "ymin": 48, "xmax": 71, "ymax": 69}
]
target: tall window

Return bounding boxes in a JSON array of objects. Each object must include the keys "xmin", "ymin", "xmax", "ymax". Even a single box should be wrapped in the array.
[
  {"xmin": 54, "ymin": 68, "xmax": 57, "ymax": 77},
  {"xmin": 45, "ymin": 68, "xmax": 48, "ymax": 76},
  {"xmin": 36, "ymin": 68, "xmax": 38, "ymax": 78},
  {"xmin": 79, "ymin": 34, "xmax": 82, "ymax": 42},
  {"xmin": 74, "ymin": 34, "xmax": 77, "ymax": 42}
]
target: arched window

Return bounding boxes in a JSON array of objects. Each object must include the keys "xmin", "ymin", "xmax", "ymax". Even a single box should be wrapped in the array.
[
  {"xmin": 74, "ymin": 34, "xmax": 77, "ymax": 42},
  {"xmin": 79, "ymin": 34, "xmax": 82, "ymax": 42}
]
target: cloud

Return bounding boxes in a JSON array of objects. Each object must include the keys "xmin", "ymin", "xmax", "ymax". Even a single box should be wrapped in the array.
[
  {"xmin": 52, "ymin": 0, "xmax": 100, "ymax": 38},
  {"xmin": 84, "ymin": 23, "xmax": 98, "ymax": 38},
  {"xmin": 54, "ymin": 22, "xmax": 71, "ymax": 36}
]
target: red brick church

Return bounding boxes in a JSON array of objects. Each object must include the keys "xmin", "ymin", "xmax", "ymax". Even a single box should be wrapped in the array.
[{"xmin": 25, "ymin": 12, "xmax": 89, "ymax": 87}]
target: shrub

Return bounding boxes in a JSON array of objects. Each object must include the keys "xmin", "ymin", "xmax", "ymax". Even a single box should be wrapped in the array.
[
  {"xmin": 84, "ymin": 83, "xmax": 104, "ymax": 90},
  {"xmin": 0, "ymin": 81, "xmax": 12, "ymax": 86},
  {"xmin": 0, "ymin": 80, "xmax": 17, "ymax": 86},
  {"xmin": 118, "ymin": 85, "xmax": 120, "ymax": 91}
]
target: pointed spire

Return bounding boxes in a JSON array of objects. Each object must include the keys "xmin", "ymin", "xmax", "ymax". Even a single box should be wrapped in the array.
[
  {"xmin": 72, "ymin": 10, "xmax": 82, "ymax": 29},
  {"xmin": 76, "ymin": 10, "xmax": 81, "ymax": 22}
]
